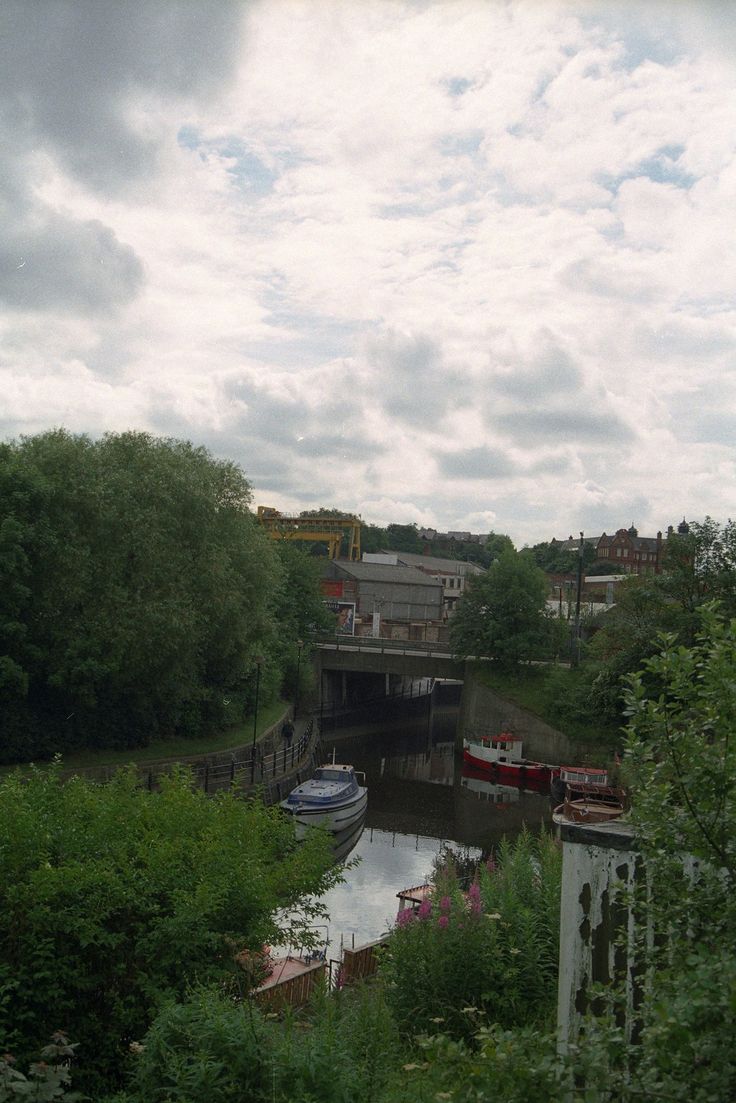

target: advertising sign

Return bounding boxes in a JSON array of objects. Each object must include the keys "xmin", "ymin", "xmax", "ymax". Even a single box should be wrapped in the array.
[
  {"xmin": 324, "ymin": 599, "xmax": 356, "ymax": 635},
  {"xmin": 321, "ymin": 579, "xmax": 344, "ymax": 598}
]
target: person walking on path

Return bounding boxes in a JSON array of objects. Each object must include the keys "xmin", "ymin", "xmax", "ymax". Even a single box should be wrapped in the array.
[{"xmin": 281, "ymin": 718, "xmax": 295, "ymax": 745}]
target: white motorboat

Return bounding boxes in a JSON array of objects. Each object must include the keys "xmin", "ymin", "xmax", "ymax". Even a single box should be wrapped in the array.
[{"xmin": 281, "ymin": 763, "xmax": 368, "ymax": 836}]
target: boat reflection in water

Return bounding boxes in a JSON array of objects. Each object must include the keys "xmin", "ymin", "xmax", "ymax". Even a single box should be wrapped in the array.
[
  {"xmin": 461, "ymin": 765, "xmax": 521, "ymax": 805},
  {"xmin": 331, "ymin": 812, "xmax": 367, "ymax": 864}
]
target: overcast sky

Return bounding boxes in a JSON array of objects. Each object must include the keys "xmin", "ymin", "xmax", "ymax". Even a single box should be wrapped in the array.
[{"xmin": 2, "ymin": 1, "xmax": 735, "ymax": 546}]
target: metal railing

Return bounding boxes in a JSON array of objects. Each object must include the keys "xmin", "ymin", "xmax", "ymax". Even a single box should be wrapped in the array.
[
  {"xmin": 314, "ymin": 632, "xmax": 455, "ymax": 658},
  {"xmin": 141, "ymin": 719, "xmax": 319, "ymax": 799}
]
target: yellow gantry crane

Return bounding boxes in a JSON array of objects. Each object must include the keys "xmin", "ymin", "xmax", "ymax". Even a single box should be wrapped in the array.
[{"xmin": 257, "ymin": 506, "xmax": 362, "ymax": 560}]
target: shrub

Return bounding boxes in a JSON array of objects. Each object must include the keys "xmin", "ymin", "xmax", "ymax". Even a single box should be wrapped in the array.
[{"xmin": 380, "ymin": 831, "xmax": 561, "ymax": 1040}]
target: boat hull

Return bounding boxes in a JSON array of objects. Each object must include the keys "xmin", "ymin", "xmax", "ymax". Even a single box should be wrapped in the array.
[
  {"xmin": 462, "ymin": 746, "xmax": 556, "ymax": 786},
  {"xmin": 553, "ymin": 798, "xmax": 625, "ymax": 826},
  {"xmin": 285, "ymin": 788, "xmax": 368, "ymax": 838}
]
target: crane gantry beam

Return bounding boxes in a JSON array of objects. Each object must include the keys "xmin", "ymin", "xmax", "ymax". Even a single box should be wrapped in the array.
[{"xmin": 256, "ymin": 506, "xmax": 362, "ymax": 560}]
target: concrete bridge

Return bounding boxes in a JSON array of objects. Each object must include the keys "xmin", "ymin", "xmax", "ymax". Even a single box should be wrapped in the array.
[{"xmin": 313, "ymin": 634, "xmax": 465, "ymax": 680}]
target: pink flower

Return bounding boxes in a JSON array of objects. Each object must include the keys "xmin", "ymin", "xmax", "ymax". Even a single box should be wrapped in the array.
[
  {"xmin": 486, "ymin": 856, "xmax": 496, "ymax": 874},
  {"xmin": 417, "ymin": 899, "xmax": 432, "ymax": 921},
  {"xmin": 439, "ymin": 895, "xmax": 451, "ymax": 913},
  {"xmin": 396, "ymin": 909, "xmax": 415, "ymax": 928},
  {"xmin": 438, "ymin": 915, "xmax": 449, "ymax": 929},
  {"xmin": 469, "ymin": 898, "xmax": 482, "ymax": 916},
  {"xmin": 468, "ymin": 882, "xmax": 481, "ymax": 901}
]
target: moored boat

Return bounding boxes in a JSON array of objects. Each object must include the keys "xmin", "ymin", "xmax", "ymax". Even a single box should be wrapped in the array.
[
  {"xmin": 550, "ymin": 764, "xmax": 610, "ymax": 805},
  {"xmin": 552, "ymin": 782, "xmax": 626, "ymax": 826},
  {"xmin": 463, "ymin": 730, "xmax": 558, "ymax": 787},
  {"xmin": 281, "ymin": 763, "xmax": 367, "ymax": 836}
]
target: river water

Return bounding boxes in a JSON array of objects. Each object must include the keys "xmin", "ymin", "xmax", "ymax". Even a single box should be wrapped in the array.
[{"xmin": 309, "ymin": 695, "xmax": 554, "ymax": 957}]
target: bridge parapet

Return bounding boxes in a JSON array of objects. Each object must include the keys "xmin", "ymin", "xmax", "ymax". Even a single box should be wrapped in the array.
[{"xmin": 313, "ymin": 633, "xmax": 464, "ymax": 679}]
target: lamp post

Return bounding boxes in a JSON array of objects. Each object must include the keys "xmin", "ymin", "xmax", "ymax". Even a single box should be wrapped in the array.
[
  {"xmin": 251, "ymin": 652, "xmax": 263, "ymax": 758},
  {"xmin": 294, "ymin": 639, "xmax": 303, "ymax": 721}
]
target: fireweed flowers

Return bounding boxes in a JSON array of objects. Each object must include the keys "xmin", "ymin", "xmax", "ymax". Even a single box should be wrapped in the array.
[{"xmin": 381, "ymin": 831, "xmax": 562, "ymax": 1043}]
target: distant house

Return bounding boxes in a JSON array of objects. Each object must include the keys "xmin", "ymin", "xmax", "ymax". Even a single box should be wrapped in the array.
[
  {"xmin": 320, "ymin": 559, "xmax": 444, "ymax": 641},
  {"xmin": 551, "ymin": 521, "xmax": 690, "ymax": 577}
]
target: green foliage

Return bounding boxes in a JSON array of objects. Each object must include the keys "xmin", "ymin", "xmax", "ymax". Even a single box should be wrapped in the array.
[
  {"xmin": 0, "ymin": 765, "xmax": 339, "ymax": 1095},
  {"xmin": 450, "ymin": 549, "xmax": 560, "ymax": 666},
  {"xmin": 574, "ymin": 606, "xmax": 736, "ymax": 1103},
  {"xmin": 360, "ymin": 523, "xmax": 389, "ymax": 555},
  {"xmin": 270, "ymin": 543, "xmax": 333, "ymax": 706},
  {"xmin": 528, "ymin": 538, "xmax": 597, "ymax": 575},
  {"xmin": 0, "ymin": 1034, "xmax": 84, "ymax": 1102},
  {"xmin": 661, "ymin": 516, "xmax": 736, "ymax": 634},
  {"xmin": 382, "ymin": 1024, "xmax": 564, "ymax": 1103},
  {"xmin": 623, "ymin": 605, "xmax": 736, "ymax": 881},
  {"xmin": 483, "ymin": 531, "xmax": 515, "ymax": 562},
  {"xmin": 380, "ymin": 832, "xmax": 561, "ymax": 1041},
  {"xmin": 0, "ymin": 430, "xmax": 283, "ymax": 761},
  {"xmin": 385, "ymin": 523, "xmax": 424, "ymax": 553},
  {"xmin": 125, "ymin": 983, "xmax": 398, "ymax": 1103}
]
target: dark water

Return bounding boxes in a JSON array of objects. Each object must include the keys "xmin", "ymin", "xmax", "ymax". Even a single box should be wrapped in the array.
[{"xmin": 312, "ymin": 699, "xmax": 553, "ymax": 955}]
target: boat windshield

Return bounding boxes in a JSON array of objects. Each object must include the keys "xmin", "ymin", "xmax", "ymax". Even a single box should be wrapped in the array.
[{"xmin": 315, "ymin": 768, "xmax": 350, "ymax": 782}]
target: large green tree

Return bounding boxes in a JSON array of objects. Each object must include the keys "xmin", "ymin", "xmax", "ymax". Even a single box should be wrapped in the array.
[
  {"xmin": 660, "ymin": 517, "xmax": 736, "ymax": 635},
  {"xmin": 450, "ymin": 549, "xmax": 558, "ymax": 666},
  {"xmin": 0, "ymin": 430, "xmax": 280, "ymax": 761}
]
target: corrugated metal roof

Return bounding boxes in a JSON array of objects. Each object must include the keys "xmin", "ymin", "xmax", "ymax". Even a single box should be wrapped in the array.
[
  {"xmin": 332, "ymin": 560, "xmax": 442, "ymax": 587},
  {"xmin": 390, "ymin": 551, "xmax": 485, "ymax": 574}
]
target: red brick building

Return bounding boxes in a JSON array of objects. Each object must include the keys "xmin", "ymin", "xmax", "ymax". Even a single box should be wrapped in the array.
[{"xmin": 555, "ymin": 520, "xmax": 690, "ymax": 576}]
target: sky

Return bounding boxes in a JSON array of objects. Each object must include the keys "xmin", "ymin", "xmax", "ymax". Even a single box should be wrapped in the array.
[{"xmin": 1, "ymin": 0, "xmax": 735, "ymax": 547}]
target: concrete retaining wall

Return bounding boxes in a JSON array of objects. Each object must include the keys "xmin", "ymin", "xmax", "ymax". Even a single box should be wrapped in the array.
[{"xmin": 459, "ymin": 671, "xmax": 610, "ymax": 765}]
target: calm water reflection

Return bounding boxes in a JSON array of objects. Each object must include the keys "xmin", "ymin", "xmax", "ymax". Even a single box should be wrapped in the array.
[{"xmin": 315, "ymin": 702, "xmax": 553, "ymax": 953}]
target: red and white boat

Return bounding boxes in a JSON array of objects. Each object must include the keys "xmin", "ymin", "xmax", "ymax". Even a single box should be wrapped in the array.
[
  {"xmin": 550, "ymin": 764, "xmax": 610, "ymax": 804},
  {"xmin": 462, "ymin": 730, "xmax": 559, "ymax": 787}
]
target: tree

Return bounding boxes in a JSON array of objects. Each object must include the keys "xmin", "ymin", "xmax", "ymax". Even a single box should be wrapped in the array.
[
  {"xmin": 450, "ymin": 549, "xmax": 558, "ymax": 666},
  {"xmin": 483, "ymin": 531, "xmax": 515, "ymax": 563},
  {"xmin": 360, "ymin": 522, "xmax": 389, "ymax": 555},
  {"xmin": 385, "ymin": 523, "xmax": 424, "ymax": 553},
  {"xmin": 660, "ymin": 517, "xmax": 736, "ymax": 637},
  {"xmin": 0, "ymin": 765, "xmax": 340, "ymax": 1095},
  {"xmin": 269, "ymin": 542, "xmax": 334, "ymax": 704},
  {"xmin": 0, "ymin": 431, "xmax": 281, "ymax": 761},
  {"xmin": 528, "ymin": 538, "xmax": 597, "ymax": 575}
]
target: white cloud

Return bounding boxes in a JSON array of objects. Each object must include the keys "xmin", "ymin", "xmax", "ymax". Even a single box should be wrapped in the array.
[{"xmin": 1, "ymin": 0, "xmax": 735, "ymax": 546}]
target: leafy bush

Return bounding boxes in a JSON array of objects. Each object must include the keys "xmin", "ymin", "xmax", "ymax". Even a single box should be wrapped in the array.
[
  {"xmin": 380, "ymin": 831, "xmax": 561, "ymax": 1040},
  {"xmin": 0, "ymin": 765, "xmax": 338, "ymax": 1095},
  {"xmin": 0, "ymin": 1034, "xmax": 84, "ymax": 1102},
  {"xmin": 126, "ymin": 983, "xmax": 398, "ymax": 1103}
]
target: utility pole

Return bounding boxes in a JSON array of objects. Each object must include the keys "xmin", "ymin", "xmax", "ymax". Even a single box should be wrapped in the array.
[{"xmin": 573, "ymin": 532, "xmax": 584, "ymax": 666}]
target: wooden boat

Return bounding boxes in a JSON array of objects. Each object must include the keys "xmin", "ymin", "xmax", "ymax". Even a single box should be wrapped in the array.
[
  {"xmin": 462, "ymin": 730, "xmax": 558, "ymax": 787},
  {"xmin": 553, "ymin": 782, "xmax": 626, "ymax": 826},
  {"xmin": 281, "ymin": 763, "xmax": 367, "ymax": 836}
]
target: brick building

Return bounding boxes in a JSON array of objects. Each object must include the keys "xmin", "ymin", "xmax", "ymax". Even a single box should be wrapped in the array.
[{"xmin": 554, "ymin": 520, "xmax": 690, "ymax": 577}]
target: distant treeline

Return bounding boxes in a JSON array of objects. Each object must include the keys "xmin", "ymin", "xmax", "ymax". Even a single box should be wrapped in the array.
[{"xmin": 0, "ymin": 431, "xmax": 330, "ymax": 764}]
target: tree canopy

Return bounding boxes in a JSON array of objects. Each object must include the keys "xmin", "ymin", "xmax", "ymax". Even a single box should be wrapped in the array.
[
  {"xmin": 0, "ymin": 430, "xmax": 325, "ymax": 763},
  {"xmin": 450, "ymin": 548, "xmax": 558, "ymax": 666}
]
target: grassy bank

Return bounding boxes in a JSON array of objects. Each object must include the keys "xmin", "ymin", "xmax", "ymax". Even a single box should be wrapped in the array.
[
  {"xmin": 0, "ymin": 699, "xmax": 288, "ymax": 775},
  {"xmin": 471, "ymin": 661, "xmax": 622, "ymax": 746}
]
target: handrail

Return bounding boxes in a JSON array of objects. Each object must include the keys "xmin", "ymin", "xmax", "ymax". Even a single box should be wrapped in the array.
[
  {"xmin": 313, "ymin": 633, "xmax": 455, "ymax": 657},
  {"xmin": 141, "ymin": 719, "xmax": 319, "ymax": 796}
]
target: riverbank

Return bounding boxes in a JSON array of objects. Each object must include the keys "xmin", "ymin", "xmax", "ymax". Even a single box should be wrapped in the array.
[
  {"xmin": 467, "ymin": 661, "xmax": 621, "ymax": 746},
  {"xmin": 0, "ymin": 699, "xmax": 289, "ymax": 777}
]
